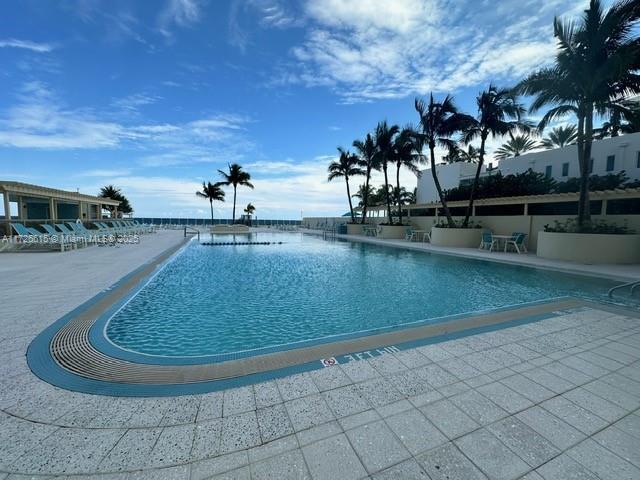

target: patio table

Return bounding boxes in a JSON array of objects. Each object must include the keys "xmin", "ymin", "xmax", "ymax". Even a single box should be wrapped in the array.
[{"xmin": 491, "ymin": 234, "xmax": 521, "ymax": 252}]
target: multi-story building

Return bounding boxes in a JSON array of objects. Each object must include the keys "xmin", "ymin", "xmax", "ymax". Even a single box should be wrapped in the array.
[{"xmin": 416, "ymin": 132, "xmax": 640, "ymax": 203}]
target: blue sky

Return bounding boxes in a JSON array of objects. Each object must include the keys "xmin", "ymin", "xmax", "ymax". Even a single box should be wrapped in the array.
[{"xmin": 0, "ymin": 0, "xmax": 588, "ymax": 219}]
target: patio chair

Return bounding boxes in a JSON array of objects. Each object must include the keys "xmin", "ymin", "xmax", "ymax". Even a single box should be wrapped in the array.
[
  {"xmin": 12, "ymin": 223, "xmax": 70, "ymax": 251},
  {"xmin": 479, "ymin": 232, "xmax": 498, "ymax": 251},
  {"xmin": 405, "ymin": 226, "xmax": 416, "ymax": 242},
  {"xmin": 422, "ymin": 231, "xmax": 431, "ymax": 243},
  {"xmin": 505, "ymin": 233, "xmax": 527, "ymax": 253}
]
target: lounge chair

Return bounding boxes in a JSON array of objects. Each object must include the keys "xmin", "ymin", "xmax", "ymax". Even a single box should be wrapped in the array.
[
  {"xmin": 11, "ymin": 223, "xmax": 70, "ymax": 251},
  {"xmin": 505, "ymin": 233, "xmax": 527, "ymax": 254},
  {"xmin": 479, "ymin": 232, "xmax": 498, "ymax": 251}
]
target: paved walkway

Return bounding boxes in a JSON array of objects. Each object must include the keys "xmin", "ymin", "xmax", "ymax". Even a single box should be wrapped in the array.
[{"xmin": 1, "ymin": 231, "xmax": 639, "ymax": 479}]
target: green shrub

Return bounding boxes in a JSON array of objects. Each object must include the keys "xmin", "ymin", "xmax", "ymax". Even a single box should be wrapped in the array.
[{"xmin": 544, "ymin": 218, "xmax": 634, "ymax": 234}]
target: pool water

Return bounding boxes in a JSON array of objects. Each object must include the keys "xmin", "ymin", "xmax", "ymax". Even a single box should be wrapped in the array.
[{"xmin": 106, "ymin": 232, "xmax": 619, "ymax": 357}]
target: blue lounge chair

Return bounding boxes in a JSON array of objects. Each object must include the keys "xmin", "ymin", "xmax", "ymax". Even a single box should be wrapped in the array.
[
  {"xmin": 12, "ymin": 223, "xmax": 69, "ymax": 251},
  {"xmin": 479, "ymin": 232, "xmax": 498, "ymax": 251}
]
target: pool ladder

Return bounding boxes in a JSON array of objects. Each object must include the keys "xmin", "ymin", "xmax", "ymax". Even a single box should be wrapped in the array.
[
  {"xmin": 322, "ymin": 226, "xmax": 337, "ymax": 240},
  {"xmin": 608, "ymin": 280, "xmax": 640, "ymax": 299},
  {"xmin": 183, "ymin": 226, "xmax": 200, "ymax": 240}
]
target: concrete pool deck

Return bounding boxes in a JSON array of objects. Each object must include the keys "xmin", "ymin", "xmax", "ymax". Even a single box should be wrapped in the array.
[{"xmin": 1, "ymin": 230, "xmax": 639, "ymax": 478}]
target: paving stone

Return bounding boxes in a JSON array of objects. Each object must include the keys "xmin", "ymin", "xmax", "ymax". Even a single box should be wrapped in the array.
[
  {"xmin": 455, "ymin": 428, "xmax": 530, "ymax": 480},
  {"xmin": 345, "ymin": 420, "xmax": 411, "ymax": 474},
  {"xmin": 322, "ymin": 384, "xmax": 370, "ymax": 418},
  {"xmin": 355, "ymin": 377, "xmax": 404, "ymax": 408},
  {"xmin": 417, "ymin": 442, "xmax": 487, "ymax": 480},
  {"xmin": 295, "ymin": 421, "xmax": 342, "ymax": 447},
  {"xmin": 277, "ymin": 373, "xmax": 319, "ymax": 401},
  {"xmin": 541, "ymin": 362, "xmax": 593, "ymax": 386},
  {"xmin": 223, "ymin": 386, "xmax": 256, "ymax": 417},
  {"xmin": 414, "ymin": 363, "xmax": 459, "ymax": 388},
  {"xmin": 593, "ymin": 425, "xmax": 640, "ymax": 468},
  {"xmin": 536, "ymin": 454, "xmax": 599, "ymax": 480},
  {"xmin": 250, "ymin": 449, "xmax": 310, "ymax": 480},
  {"xmin": 375, "ymin": 399, "xmax": 412, "ymax": 418},
  {"xmin": 197, "ymin": 392, "xmax": 224, "ymax": 421},
  {"xmin": 386, "ymin": 408, "xmax": 447, "ymax": 455},
  {"xmin": 98, "ymin": 427, "xmax": 162, "ymax": 471},
  {"xmin": 338, "ymin": 409, "xmax": 381, "ymax": 431},
  {"xmin": 409, "ymin": 389, "xmax": 444, "ymax": 407},
  {"xmin": 368, "ymin": 353, "xmax": 406, "ymax": 375},
  {"xmin": 220, "ymin": 412, "xmax": 261, "ymax": 454},
  {"xmin": 253, "ymin": 381, "xmax": 282, "ymax": 409},
  {"xmin": 190, "ymin": 451, "xmax": 248, "ymax": 480},
  {"xmin": 309, "ymin": 366, "xmax": 351, "ymax": 392},
  {"xmin": 560, "ymin": 356, "xmax": 609, "ymax": 378},
  {"xmin": 613, "ymin": 413, "xmax": 640, "ymax": 439},
  {"xmin": 158, "ymin": 396, "xmax": 200, "ymax": 425},
  {"xmin": 516, "ymin": 406, "xmax": 586, "ymax": 450},
  {"xmin": 285, "ymin": 394, "xmax": 334, "ymax": 432},
  {"xmin": 393, "ymin": 349, "xmax": 431, "ymax": 368},
  {"xmin": 500, "ymin": 374, "xmax": 555, "ymax": 403},
  {"xmin": 209, "ymin": 466, "xmax": 251, "ymax": 479},
  {"xmin": 522, "ymin": 367, "xmax": 575, "ymax": 394},
  {"xmin": 191, "ymin": 419, "xmax": 223, "ymax": 460},
  {"xmin": 128, "ymin": 464, "xmax": 191, "ymax": 479},
  {"xmin": 567, "ymin": 438, "xmax": 640, "ymax": 480},
  {"xmin": 563, "ymin": 388, "xmax": 627, "ymax": 422},
  {"xmin": 487, "ymin": 417, "xmax": 559, "ymax": 468},
  {"xmin": 256, "ymin": 404, "xmax": 294, "ymax": 442},
  {"xmin": 440, "ymin": 358, "xmax": 482, "ymax": 380},
  {"xmin": 247, "ymin": 434, "xmax": 298, "ymax": 464},
  {"xmin": 417, "ymin": 344, "xmax": 455, "ymax": 362},
  {"xmin": 301, "ymin": 434, "xmax": 367, "ymax": 480},
  {"xmin": 420, "ymin": 398, "xmax": 479, "ymax": 440},
  {"xmin": 540, "ymin": 396, "xmax": 608, "ymax": 435},
  {"xmin": 372, "ymin": 458, "xmax": 430, "ymax": 479},
  {"xmin": 146, "ymin": 424, "xmax": 195, "ymax": 468},
  {"xmin": 388, "ymin": 370, "xmax": 433, "ymax": 396},
  {"xmin": 340, "ymin": 360, "xmax": 380, "ymax": 383},
  {"xmin": 582, "ymin": 380, "xmax": 640, "ymax": 411},
  {"xmin": 449, "ymin": 390, "xmax": 508, "ymax": 425},
  {"xmin": 476, "ymin": 381, "xmax": 533, "ymax": 414}
]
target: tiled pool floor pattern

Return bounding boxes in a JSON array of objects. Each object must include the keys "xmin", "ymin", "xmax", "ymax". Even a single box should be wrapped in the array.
[{"xmin": 1, "ymin": 306, "xmax": 640, "ymax": 479}]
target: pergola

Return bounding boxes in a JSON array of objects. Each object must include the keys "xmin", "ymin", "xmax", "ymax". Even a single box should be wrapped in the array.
[{"xmin": 0, "ymin": 181, "xmax": 120, "ymax": 235}]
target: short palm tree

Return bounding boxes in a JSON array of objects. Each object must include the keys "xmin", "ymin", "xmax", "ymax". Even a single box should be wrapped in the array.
[
  {"xmin": 217, "ymin": 163, "xmax": 254, "ymax": 224},
  {"xmin": 494, "ymin": 133, "xmax": 538, "ymax": 159},
  {"xmin": 327, "ymin": 148, "xmax": 364, "ymax": 223},
  {"xmin": 373, "ymin": 121, "xmax": 400, "ymax": 223},
  {"xmin": 414, "ymin": 93, "xmax": 474, "ymax": 227},
  {"xmin": 462, "ymin": 84, "xmax": 529, "ymax": 226},
  {"xmin": 352, "ymin": 133, "xmax": 379, "ymax": 224},
  {"xmin": 518, "ymin": 0, "xmax": 640, "ymax": 227},
  {"xmin": 352, "ymin": 183, "xmax": 376, "ymax": 208},
  {"xmin": 443, "ymin": 143, "xmax": 480, "ymax": 163},
  {"xmin": 540, "ymin": 125, "xmax": 578, "ymax": 148},
  {"xmin": 392, "ymin": 126, "xmax": 423, "ymax": 225},
  {"xmin": 244, "ymin": 203, "xmax": 255, "ymax": 216},
  {"xmin": 196, "ymin": 182, "xmax": 225, "ymax": 225},
  {"xmin": 594, "ymin": 99, "xmax": 640, "ymax": 138}
]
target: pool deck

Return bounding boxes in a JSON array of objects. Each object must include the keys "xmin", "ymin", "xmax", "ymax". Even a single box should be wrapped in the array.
[{"xmin": 1, "ymin": 230, "xmax": 640, "ymax": 479}]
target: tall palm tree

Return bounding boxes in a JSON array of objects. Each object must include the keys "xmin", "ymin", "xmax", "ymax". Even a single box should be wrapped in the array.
[
  {"xmin": 392, "ymin": 126, "xmax": 423, "ymax": 225},
  {"xmin": 373, "ymin": 121, "xmax": 400, "ymax": 223},
  {"xmin": 327, "ymin": 148, "xmax": 364, "ymax": 223},
  {"xmin": 540, "ymin": 125, "xmax": 578, "ymax": 148},
  {"xmin": 196, "ymin": 182, "xmax": 225, "ymax": 225},
  {"xmin": 462, "ymin": 85, "xmax": 529, "ymax": 226},
  {"xmin": 352, "ymin": 133, "xmax": 379, "ymax": 224},
  {"xmin": 414, "ymin": 93, "xmax": 474, "ymax": 227},
  {"xmin": 518, "ymin": 0, "xmax": 640, "ymax": 227},
  {"xmin": 494, "ymin": 133, "xmax": 538, "ymax": 159},
  {"xmin": 217, "ymin": 163, "xmax": 254, "ymax": 223}
]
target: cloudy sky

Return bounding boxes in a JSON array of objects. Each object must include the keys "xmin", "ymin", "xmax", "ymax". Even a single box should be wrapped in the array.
[{"xmin": 0, "ymin": 0, "xmax": 589, "ymax": 219}]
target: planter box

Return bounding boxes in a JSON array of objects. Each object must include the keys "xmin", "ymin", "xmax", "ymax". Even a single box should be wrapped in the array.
[
  {"xmin": 430, "ymin": 227, "xmax": 482, "ymax": 248},
  {"xmin": 537, "ymin": 231, "xmax": 640, "ymax": 264},
  {"xmin": 346, "ymin": 224, "xmax": 366, "ymax": 235},
  {"xmin": 377, "ymin": 225, "xmax": 407, "ymax": 239}
]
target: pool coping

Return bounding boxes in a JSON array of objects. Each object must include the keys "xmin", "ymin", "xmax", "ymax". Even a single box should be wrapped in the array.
[{"xmin": 26, "ymin": 235, "xmax": 639, "ymax": 397}]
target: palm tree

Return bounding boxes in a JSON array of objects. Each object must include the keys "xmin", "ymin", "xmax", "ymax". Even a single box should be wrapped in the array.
[
  {"xmin": 443, "ymin": 143, "xmax": 481, "ymax": 163},
  {"xmin": 594, "ymin": 99, "xmax": 640, "ymax": 138},
  {"xmin": 462, "ymin": 85, "xmax": 529, "ymax": 226},
  {"xmin": 494, "ymin": 133, "xmax": 538, "ymax": 159},
  {"xmin": 244, "ymin": 203, "xmax": 255, "ymax": 215},
  {"xmin": 392, "ymin": 126, "xmax": 423, "ymax": 225},
  {"xmin": 352, "ymin": 133, "xmax": 379, "ymax": 224},
  {"xmin": 540, "ymin": 125, "xmax": 578, "ymax": 148},
  {"xmin": 373, "ymin": 121, "xmax": 400, "ymax": 223},
  {"xmin": 196, "ymin": 182, "xmax": 225, "ymax": 225},
  {"xmin": 217, "ymin": 163, "xmax": 254, "ymax": 224},
  {"xmin": 392, "ymin": 186, "xmax": 414, "ymax": 205},
  {"xmin": 352, "ymin": 183, "xmax": 376, "ymax": 208},
  {"xmin": 518, "ymin": 0, "xmax": 640, "ymax": 227},
  {"xmin": 99, "ymin": 185, "xmax": 133, "ymax": 217},
  {"xmin": 414, "ymin": 94, "xmax": 474, "ymax": 227},
  {"xmin": 327, "ymin": 148, "xmax": 364, "ymax": 223}
]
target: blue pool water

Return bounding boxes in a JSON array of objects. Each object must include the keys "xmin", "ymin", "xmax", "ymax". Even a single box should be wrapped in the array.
[{"xmin": 106, "ymin": 232, "xmax": 620, "ymax": 357}]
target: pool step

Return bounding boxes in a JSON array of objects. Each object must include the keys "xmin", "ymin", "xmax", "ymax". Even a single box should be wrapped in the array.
[{"xmin": 200, "ymin": 241, "xmax": 283, "ymax": 246}]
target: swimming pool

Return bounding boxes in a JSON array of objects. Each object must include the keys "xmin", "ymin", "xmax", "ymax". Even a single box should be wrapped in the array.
[{"xmin": 104, "ymin": 232, "xmax": 618, "ymax": 359}]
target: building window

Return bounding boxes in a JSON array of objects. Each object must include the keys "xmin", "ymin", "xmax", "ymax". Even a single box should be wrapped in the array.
[
  {"xmin": 589, "ymin": 158, "xmax": 594, "ymax": 173},
  {"xmin": 637, "ymin": 151, "xmax": 640, "ymax": 168},
  {"xmin": 562, "ymin": 163, "xmax": 569, "ymax": 176},
  {"xmin": 545, "ymin": 165, "xmax": 552, "ymax": 178},
  {"xmin": 606, "ymin": 155, "xmax": 615, "ymax": 172}
]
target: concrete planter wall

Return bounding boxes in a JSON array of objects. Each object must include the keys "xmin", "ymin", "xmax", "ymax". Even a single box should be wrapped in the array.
[
  {"xmin": 430, "ymin": 227, "xmax": 482, "ymax": 248},
  {"xmin": 377, "ymin": 225, "xmax": 407, "ymax": 239},
  {"xmin": 537, "ymin": 231, "xmax": 640, "ymax": 264},
  {"xmin": 346, "ymin": 224, "xmax": 365, "ymax": 235}
]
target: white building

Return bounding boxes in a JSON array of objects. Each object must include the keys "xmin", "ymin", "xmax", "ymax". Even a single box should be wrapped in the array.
[{"xmin": 416, "ymin": 132, "xmax": 640, "ymax": 203}]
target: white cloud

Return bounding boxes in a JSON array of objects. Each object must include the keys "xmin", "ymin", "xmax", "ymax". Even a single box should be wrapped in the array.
[
  {"xmin": 0, "ymin": 38, "xmax": 56, "ymax": 53},
  {"xmin": 275, "ymin": 0, "xmax": 579, "ymax": 102},
  {"xmin": 111, "ymin": 93, "xmax": 161, "ymax": 114},
  {"xmin": 158, "ymin": 0, "xmax": 203, "ymax": 38}
]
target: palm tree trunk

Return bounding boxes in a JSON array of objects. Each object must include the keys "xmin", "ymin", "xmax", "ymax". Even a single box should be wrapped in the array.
[
  {"xmin": 430, "ymin": 145, "xmax": 454, "ymax": 227},
  {"xmin": 232, "ymin": 187, "xmax": 237, "ymax": 223},
  {"xmin": 396, "ymin": 164, "xmax": 403, "ymax": 225},
  {"xmin": 463, "ymin": 133, "xmax": 486, "ymax": 227},
  {"xmin": 345, "ymin": 176, "xmax": 355, "ymax": 223},
  {"xmin": 578, "ymin": 103, "xmax": 593, "ymax": 228},
  {"xmin": 361, "ymin": 168, "xmax": 371, "ymax": 225},
  {"xmin": 210, "ymin": 199, "xmax": 214, "ymax": 226},
  {"xmin": 382, "ymin": 162, "xmax": 393, "ymax": 223}
]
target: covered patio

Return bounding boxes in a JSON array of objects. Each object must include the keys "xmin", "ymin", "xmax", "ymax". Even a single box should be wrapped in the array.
[{"xmin": 0, "ymin": 181, "xmax": 120, "ymax": 236}]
